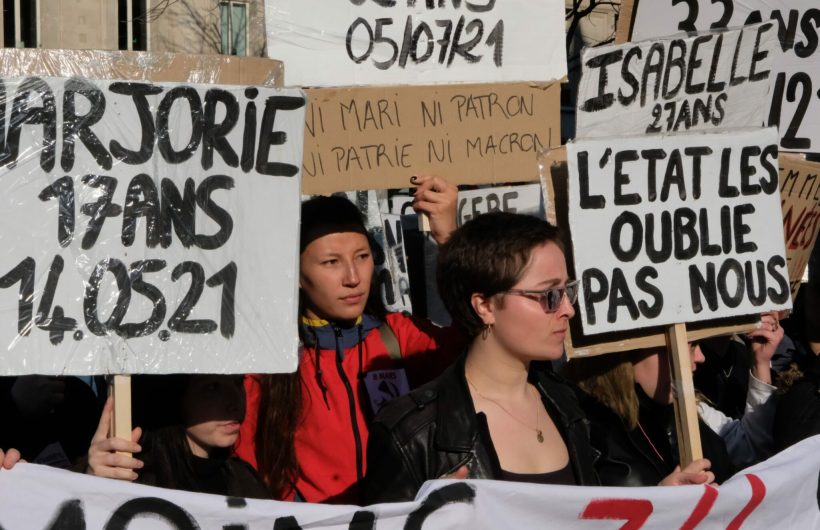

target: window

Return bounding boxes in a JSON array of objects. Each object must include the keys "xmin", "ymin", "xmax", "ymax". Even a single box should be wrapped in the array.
[
  {"xmin": 220, "ymin": 1, "xmax": 247, "ymax": 56},
  {"xmin": 118, "ymin": 0, "xmax": 147, "ymax": 51},
  {"xmin": 3, "ymin": 0, "xmax": 38, "ymax": 48}
]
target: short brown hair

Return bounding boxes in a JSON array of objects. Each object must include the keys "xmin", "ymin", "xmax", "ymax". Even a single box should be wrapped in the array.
[{"xmin": 436, "ymin": 212, "xmax": 564, "ymax": 338}]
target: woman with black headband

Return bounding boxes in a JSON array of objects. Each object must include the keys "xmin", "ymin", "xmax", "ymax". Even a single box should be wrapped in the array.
[{"xmin": 235, "ymin": 176, "xmax": 464, "ymax": 503}]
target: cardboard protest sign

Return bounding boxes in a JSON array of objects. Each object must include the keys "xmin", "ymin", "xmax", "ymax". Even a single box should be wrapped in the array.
[
  {"xmin": 629, "ymin": 0, "xmax": 820, "ymax": 153},
  {"xmin": 0, "ymin": 77, "xmax": 306, "ymax": 375},
  {"xmin": 301, "ymin": 82, "xmax": 560, "ymax": 195},
  {"xmin": 576, "ymin": 23, "xmax": 776, "ymax": 139},
  {"xmin": 567, "ymin": 128, "xmax": 791, "ymax": 335},
  {"xmin": 3, "ymin": 436, "xmax": 820, "ymax": 528},
  {"xmin": 0, "ymin": 48, "xmax": 284, "ymax": 87},
  {"xmin": 457, "ymin": 183, "xmax": 542, "ymax": 226},
  {"xmin": 780, "ymin": 154, "xmax": 820, "ymax": 298},
  {"xmin": 265, "ymin": 0, "xmax": 566, "ymax": 87}
]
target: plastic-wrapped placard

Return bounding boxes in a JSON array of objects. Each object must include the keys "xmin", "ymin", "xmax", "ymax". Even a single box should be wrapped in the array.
[
  {"xmin": 0, "ymin": 77, "xmax": 306, "ymax": 375},
  {"xmin": 266, "ymin": 0, "xmax": 566, "ymax": 87}
]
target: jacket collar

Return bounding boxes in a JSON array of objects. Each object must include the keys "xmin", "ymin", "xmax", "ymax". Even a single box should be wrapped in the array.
[
  {"xmin": 532, "ymin": 362, "xmax": 587, "ymax": 428},
  {"xmin": 300, "ymin": 314, "xmax": 381, "ymax": 351},
  {"xmin": 433, "ymin": 356, "xmax": 586, "ymax": 451},
  {"xmin": 435, "ymin": 354, "xmax": 479, "ymax": 451}
]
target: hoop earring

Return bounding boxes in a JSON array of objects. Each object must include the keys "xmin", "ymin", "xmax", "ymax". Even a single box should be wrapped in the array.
[{"xmin": 481, "ymin": 323, "xmax": 492, "ymax": 340}]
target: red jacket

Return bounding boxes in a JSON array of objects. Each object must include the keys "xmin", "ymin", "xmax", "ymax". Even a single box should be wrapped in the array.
[{"xmin": 235, "ymin": 312, "xmax": 461, "ymax": 504}]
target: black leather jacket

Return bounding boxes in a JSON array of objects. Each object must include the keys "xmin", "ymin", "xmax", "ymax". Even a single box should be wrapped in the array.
[
  {"xmin": 577, "ymin": 386, "xmax": 735, "ymax": 487},
  {"xmin": 362, "ymin": 355, "xmax": 599, "ymax": 504}
]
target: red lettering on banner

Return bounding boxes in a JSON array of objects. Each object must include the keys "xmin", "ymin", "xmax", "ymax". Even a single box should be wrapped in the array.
[
  {"xmin": 727, "ymin": 474, "xmax": 766, "ymax": 530},
  {"xmin": 678, "ymin": 484, "xmax": 719, "ymax": 530},
  {"xmin": 579, "ymin": 498, "xmax": 653, "ymax": 530}
]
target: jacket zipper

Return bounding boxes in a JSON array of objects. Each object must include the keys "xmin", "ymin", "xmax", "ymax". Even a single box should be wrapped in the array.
[{"xmin": 333, "ymin": 325, "xmax": 365, "ymax": 483}]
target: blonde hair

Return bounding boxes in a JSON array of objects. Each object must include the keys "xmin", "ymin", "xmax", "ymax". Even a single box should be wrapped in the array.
[{"xmin": 564, "ymin": 351, "xmax": 641, "ymax": 430}]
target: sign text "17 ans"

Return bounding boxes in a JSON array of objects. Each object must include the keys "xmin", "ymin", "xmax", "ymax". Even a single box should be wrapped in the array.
[
  {"xmin": 40, "ymin": 174, "xmax": 235, "ymax": 251},
  {"xmin": 0, "ymin": 78, "xmax": 305, "ymax": 176}
]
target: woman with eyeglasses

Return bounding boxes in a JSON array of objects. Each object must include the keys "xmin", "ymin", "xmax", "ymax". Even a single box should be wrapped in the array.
[{"xmin": 362, "ymin": 212, "xmax": 599, "ymax": 503}]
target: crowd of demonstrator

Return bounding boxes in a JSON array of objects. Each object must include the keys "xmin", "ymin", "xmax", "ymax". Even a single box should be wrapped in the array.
[{"xmin": 1, "ymin": 174, "xmax": 819, "ymax": 504}]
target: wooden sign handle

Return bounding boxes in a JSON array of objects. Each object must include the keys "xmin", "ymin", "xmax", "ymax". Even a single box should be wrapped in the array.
[
  {"xmin": 666, "ymin": 322, "xmax": 703, "ymax": 467},
  {"xmin": 615, "ymin": 0, "xmax": 637, "ymax": 44},
  {"xmin": 109, "ymin": 374, "xmax": 133, "ymax": 456},
  {"xmin": 418, "ymin": 212, "xmax": 431, "ymax": 232}
]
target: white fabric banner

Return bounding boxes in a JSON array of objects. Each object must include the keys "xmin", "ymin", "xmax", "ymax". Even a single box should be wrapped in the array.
[
  {"xmin": 264, "ymin": 0, "xmax": 566, "ymax": 87},
  {"xmin": 630, "ymin": 0, "xmax": 820, "ymax": 154},
  {"xmin": 0, "ymin": 77, "xmax": 306, "ymax": 375},
  {"xmin": 0, "ymin": 435, "xmax": 818, "ymax": 529}
]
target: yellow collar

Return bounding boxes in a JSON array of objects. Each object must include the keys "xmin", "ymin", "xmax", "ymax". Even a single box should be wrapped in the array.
[{"xmin": 301, "ymin": 315, "xmax": 362, "ymax": 327}]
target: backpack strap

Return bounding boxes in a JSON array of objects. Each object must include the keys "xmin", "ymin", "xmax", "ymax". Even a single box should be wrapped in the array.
[{"xmin": 378, "ymin": 320, "xmax": 403, "ymax": 362}]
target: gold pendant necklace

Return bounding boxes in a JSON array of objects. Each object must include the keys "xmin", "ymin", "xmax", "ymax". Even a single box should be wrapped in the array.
[{"xmin": 466, "ymin": 375, "xmax": 544, "ymax": 444}]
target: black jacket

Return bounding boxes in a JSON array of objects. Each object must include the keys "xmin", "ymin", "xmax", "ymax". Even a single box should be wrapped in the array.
[
  {"xmin": 774, "ymin": 354, "xmax": 820, "ymax": 452},
  {"xmin": 0, "ymin": 375, "xmax": 107, "ymax": 467},
  {"xmin": 362, "ymin": 355, "xmax": 599, "ymax": 504},
  {"xmin": 577, "ymin": 386, "xmax": 735, "ymax": 487}
]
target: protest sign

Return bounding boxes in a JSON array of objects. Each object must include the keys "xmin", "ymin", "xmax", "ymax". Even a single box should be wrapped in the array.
[
  {"xmin": 2, "ymin": 435, "xmax": 819, "ymax": 529},
  {"xmin": 780, "ymin": 154, "xmax": 820, "ymax": 299},
  {"xmin": 567, "ymin": 128, "xmax": 791, "ymax": 335},
  {"xmin": 457, "ymin": 183, "xmax": 542, "ymax": 226},
  {"xmin": 0, "ymin": 48, "xmax": 284, "ymax": 87},
  {"xmin": 380, "ymin": 183, "xmax": 542, "ymax": 323},
  {"xmin": 342, "ymin": 190, "xmax": 413, "ymax": 314},
  {"xmin": 381, "ymin": 213, "xmax": 413, "ymax": 313},
  {"xmin": 0, "ymin": 77, "xmax": 306, "ymax": 375},
  {"xmin": 265, "ymin": 0, "xmax": 566, "ymax": 87},
  {"xmin": 576, "ymin": 23, "xmax": 776, "ymax": 139},
  {"xmin": 629, "ymin": 0, "xmax": 820, "ymax": 153},
  {"xmin": 541, "ymin": 146, "xmax": 758, "ymax": 359},
  {"xmin": 301, "ymin": 82, "xmax": 559, "ymax": 195}
]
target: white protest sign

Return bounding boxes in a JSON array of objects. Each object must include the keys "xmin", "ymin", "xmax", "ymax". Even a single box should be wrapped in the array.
[
  {"xmin": 381, "ymin": 213, "xmax": 413, "ymax": 313},
  {"xmin": 568, "ymin": 128, "xmax": 791, "ymax": 335},
  {"xmin": 265, "ymin": 0, "xmax": 566, "ymax": 87},
  {"xmin": 630, "ymin": 0, "xmax": 820, "ymax": 153},
  {"xmin": 1, "ymin": 435, "xmax": 819, "ymax": 529},
  {"xmin": 0, "ymin": 77, "xmax": 306, "ymax": 375},
  {"xmin": 342, "ymin": 190, "xmax": 413, "ymax": 314},
  {"xmin": 457, "ymin": 183, "xmax": 542, "ymax": 226},
  {"xmin": 576, "ymin": 23, "xmax": 776, "ymax": 139}
]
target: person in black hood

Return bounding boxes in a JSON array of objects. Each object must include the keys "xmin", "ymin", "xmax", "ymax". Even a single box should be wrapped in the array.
[{"xmin": 85, "ymin": 374, "xmax": 269, "ymax": 499}]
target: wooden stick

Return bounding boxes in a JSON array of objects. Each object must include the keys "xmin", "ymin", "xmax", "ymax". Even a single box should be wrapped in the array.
[
  {"xmin": 666, "ymin": 323, "xmax": 702, "ymax": 467},
  {"xmin": 569, "ymin": 319, "xmax": 757, "ymax": 358},
  {"xmin": 110, "ymin": 374, "xmax": 133, "ymax": 455},
  {"xmin": 418, "ymin": 212, "xmax": 431, "ymax": 232},
  {"xmin": 615, "ymin": 0, "xmax": 637, "ymax": 44}
]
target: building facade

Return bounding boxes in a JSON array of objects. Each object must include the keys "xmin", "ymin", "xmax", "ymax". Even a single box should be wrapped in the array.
[{"xmin": 0, "ymin": 0, "xmax": 266, "ymax": 56}]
